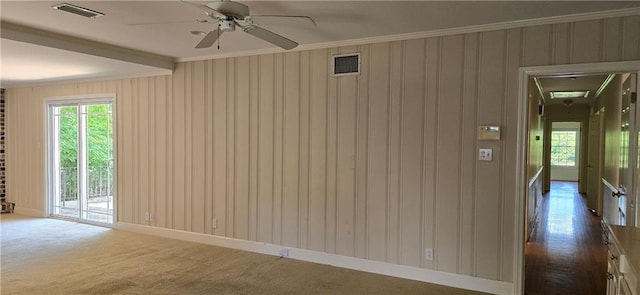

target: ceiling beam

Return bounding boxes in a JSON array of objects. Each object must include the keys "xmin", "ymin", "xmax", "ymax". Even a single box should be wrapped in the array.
[{"xmin": 1, "ymin": 21, "xmax": 175, "ymax": 71}]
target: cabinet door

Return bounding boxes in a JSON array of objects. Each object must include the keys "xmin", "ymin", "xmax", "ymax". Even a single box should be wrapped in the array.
[
  {"xmin": 608, "ymin": 260, "xmax": 620, "ymax": 295},
  {"xmin": 620, "ymin": 277, "xmax": 632, "ymax": 295}
]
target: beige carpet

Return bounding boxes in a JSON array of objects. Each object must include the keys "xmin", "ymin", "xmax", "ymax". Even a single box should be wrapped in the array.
[{"xmin": 1, "ymin": 214, "xmax": 487, "ymax": 294}]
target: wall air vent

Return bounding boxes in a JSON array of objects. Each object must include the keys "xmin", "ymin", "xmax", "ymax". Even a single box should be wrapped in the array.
[
  {"xmin": 332, "ymin": 53, "xmax": 360, "ymax": 77},
  {"xmin": 52, "ymin": 3, "xmax": 105, "ymax": 19}
]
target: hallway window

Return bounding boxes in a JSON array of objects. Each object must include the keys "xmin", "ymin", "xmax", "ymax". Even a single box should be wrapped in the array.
[{"xmin": 551, "ymin": 131, "xmax": 577, "ymax": 166}]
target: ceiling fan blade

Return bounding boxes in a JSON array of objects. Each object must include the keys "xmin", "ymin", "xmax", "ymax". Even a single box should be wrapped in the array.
[
  {"xmin": 195, "ymin": 29, "xmax": 223, "ymax": 49},
  {"xmin": 241, "ymin": 25, "xmax": 298, "ymax": 50},
  {"xmin": 128, "ymin": 19, "xmax": 210, "ymax": 26},
  {"xmin": 250, "ymin": 15, "xmax": 316, "ymax": 27},
  {"xmin": 181, "ymin": 0, "xmax": 227, "ymax": 20}
]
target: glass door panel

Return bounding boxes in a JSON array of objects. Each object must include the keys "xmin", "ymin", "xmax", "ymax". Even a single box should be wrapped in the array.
[
  {"xmin": 53, "ymin": 105, "xmax": 80, "ymax": 218},
  {"xmin": 84, "ymin": 104, "xmax": 113, "ymax": 224}
]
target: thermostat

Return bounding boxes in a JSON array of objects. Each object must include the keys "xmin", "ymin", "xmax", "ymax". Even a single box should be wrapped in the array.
[{"xmin": 478, "ymin": 125, "xmax": 501, "ymax": 140}]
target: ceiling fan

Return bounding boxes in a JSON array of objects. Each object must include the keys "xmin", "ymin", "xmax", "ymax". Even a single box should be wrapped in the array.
[{"xmin": 182, "ymin": 0, "xmax": 313, "ymax": 50}]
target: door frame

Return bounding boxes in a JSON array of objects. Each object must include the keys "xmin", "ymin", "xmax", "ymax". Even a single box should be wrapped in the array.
[
  {"xmin": 547, "ymin": 121, "xmax": 584, "ymax": 183},
  {"xmin": 587, "ymin": 108, "xmax": 605, "ymax": 216},
  {"xmin": 44, "ymin": 94, "xmax": 117, "ymax": 227},
  {"xmin": 515, "ymin": 60, "xmax": 640, "ymax": 294}
]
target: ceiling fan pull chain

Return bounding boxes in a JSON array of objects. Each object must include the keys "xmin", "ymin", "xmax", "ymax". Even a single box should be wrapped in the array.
[{"xmin": 217, "ymin": 24, "xmax": 221, "ymax": 50}]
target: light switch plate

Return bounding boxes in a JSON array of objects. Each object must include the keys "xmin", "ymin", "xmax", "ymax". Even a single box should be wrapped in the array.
[{"xmin": 479, "ymin": 148, "xmax": 493, "ymax": 161}]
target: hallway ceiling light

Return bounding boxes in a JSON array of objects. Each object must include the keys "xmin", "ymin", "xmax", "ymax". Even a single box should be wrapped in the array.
[{"xmin": 550, "ymin": 91, "xmax": 590, "ymax": 99}]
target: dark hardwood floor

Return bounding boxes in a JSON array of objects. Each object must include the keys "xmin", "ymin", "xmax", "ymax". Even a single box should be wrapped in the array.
[{"xmin": 525, "ymin": 181, "xmax": 608, "ymax": 295}]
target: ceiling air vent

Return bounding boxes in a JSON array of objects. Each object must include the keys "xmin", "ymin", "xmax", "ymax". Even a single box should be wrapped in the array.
[
  {"xmin": 332, "ymin": 53, "xmax": 360, "ymax": 77},
  {"xmin": 52, "ymin": 3, "xmax": 105, "ymax": 19}
]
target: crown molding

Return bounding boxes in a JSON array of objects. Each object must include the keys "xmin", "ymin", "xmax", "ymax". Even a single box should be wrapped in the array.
[{"xmin": 177, "ymin": 7, "xmax": 640, "ymax": 63}]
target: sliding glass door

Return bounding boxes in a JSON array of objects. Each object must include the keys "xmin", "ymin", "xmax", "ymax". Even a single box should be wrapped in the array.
[{"xmin": 48, "ymin": 100, "xmax": 115, "ymax": 225}]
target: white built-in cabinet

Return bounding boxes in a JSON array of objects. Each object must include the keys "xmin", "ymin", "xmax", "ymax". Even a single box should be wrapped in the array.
[{"xmin": 603, "ymin": 222, "xmax": 640, "ymax": 295}]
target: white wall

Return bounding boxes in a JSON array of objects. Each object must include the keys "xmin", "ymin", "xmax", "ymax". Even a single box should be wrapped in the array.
[{"xmin": 6, "ymin": 14, "xmax": 640, "ymax": 291}]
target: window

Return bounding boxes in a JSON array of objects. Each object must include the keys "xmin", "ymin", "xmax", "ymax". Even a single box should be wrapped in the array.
[{"xmin": 551, "ymin": 131, "xmax": 577, "ymax": 166}]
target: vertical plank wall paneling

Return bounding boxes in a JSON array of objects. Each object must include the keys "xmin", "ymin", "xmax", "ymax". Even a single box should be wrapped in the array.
[
  {"xmin": 459, "ymin": 33, "xmax": 479, "ymax": 276},
  {"xmin": 272, "ymin": 53, "xmax": 284, "ymax": 246},
  {"xmin": 5, "ymin": 15, "xmax": 640, "ymax": 284},
  {"xmin": 283, "ymin": 52, "xmax": 301, "ymax": 248},
  {"xmin": 572, "ymin": 20, "xmax": 603, "ymax": 64},
  {"xmin": 366, "ymin": 42, "xmax": 390, "ymax": 262},
  {"xmin": 435, "ymin": 35, "xmax": 462, "ymax": 273},
  {"xmin": 138, "ymin": 77, "xmax": 150, "ymax": 226},
  {"xmin": 387, "ymin": 41, "xmax": 403, "ymax": 265},
  {"xmin": 401, "ymin": 39, "xmax": 426, "ymax": 268},
  {"xmin": 172, "ymin": 63, "xmax": 186, "ymax": 230},
  {"xmin": 257, "ymin": 54, "xmax": 275, "ymax": 243},
  {"xmin": 603, "ymin": 18, "xmax": 622, "ymax": 62},
  {"xmin": 192, "ymin": 61, "xmax": 207, "ymax": 234},
  {"xmin": 212, "ymin": 58, "xmax": 227, "ymax": 236},
  {"xmin": 501, "ymin": 27, "xmax": 524, "ymax": 282},
  {"xmin": 552, "ymin": 23, "xmax": 571, "ymax": 65},
  {"xmin": 324, "ymin": 47, "xmax": 338, "ymax": 254},
  {"xmin": 249, "ymin": 55, "xmax": 259, "ymax": 242},
  {"xmin": 622, "ymin": 17, "xmax": 640, "ymax": 60},
  {"xmin": 354, "ymin": 45, "xmax": 369, "ymax": 260},
  {"xmin": 422, "ymin": 37, "xmax": 439, "ymax": 270},
  {"xmin": 475, "ymin": 29, "xmax": 506, "ymax": 280},
  {"xmin": 308, "ymin": 49, "xmax": 328, "ymax": 252},
  {"xmin": 336, "ymin": 45, "xmax": 357, "ymax": 257}
]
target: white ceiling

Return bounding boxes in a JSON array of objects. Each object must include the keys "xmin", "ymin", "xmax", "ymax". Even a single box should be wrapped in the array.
[
  {"xmin": 2, "ymin": 1, "xmax": 640, "ymax": 86},
  {"xmin": 537, "ymin": 74, "xmax": 611, "ymax": 105},
  {"xmin": 1, "ymin": 38, "xmax": 170, "ymax": 85}
]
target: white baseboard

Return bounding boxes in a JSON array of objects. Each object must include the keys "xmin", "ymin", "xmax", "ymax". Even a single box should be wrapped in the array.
[
  {"xmin": 13, "ymin": 207, "xmax": 46, "ymax": 217},
  {"xmin": 117, "ymin": 222, "xmax": 513, "ymax": 294}
]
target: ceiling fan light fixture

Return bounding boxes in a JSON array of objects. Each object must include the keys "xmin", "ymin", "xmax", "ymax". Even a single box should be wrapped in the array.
[
  {"xmin": 185, "ymin": 0, "xmax": 303, "ymax": 50},
  {"xmin": 219, "ymin": 20, "xmax": 236, "ymax": 32},
  {"xmin": 52, "ymin": 3, "xmax": 104, "ymax": 19}
]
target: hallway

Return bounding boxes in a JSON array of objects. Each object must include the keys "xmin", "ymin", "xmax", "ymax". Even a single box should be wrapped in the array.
[{"xmin": 525, "ymin": 181, "xmax": 608, "ymax": 295}]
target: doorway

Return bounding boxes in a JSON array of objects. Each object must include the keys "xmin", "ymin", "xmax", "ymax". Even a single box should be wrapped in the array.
[
  {"xmin": 550, "ymin": 122, "xmax": 581, "ymax": 182},
  {"xmin": 515, "ymin": 61, "xmax": 640, "ymax": 294},
  {"xmin": 587, "ymin": 108, "xmax": 605, "ymax": 215},
  {"xmin": 47, "ymin": 98, "xmax": 115, "ymax": 226}
]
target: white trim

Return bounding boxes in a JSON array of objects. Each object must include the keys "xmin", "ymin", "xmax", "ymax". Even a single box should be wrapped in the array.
[
  {"xmin": 514, "ymin": 64, "xmax": 529, "ymax": 295},
  {"xmin": 602, "ymin": 177, "xmax": 618, "ymax": 193},
  {"xmin": 44, "ymin": 102, "xmax": 52, "ymax": 217},
  {"xmin": 111, "ymin": 94, "xmax": 118, "ymax": 226},
  {"xmin": 533, "ymin": 77, "xmax": 546, "ymax": 104},
  {"xmin": 117, "ymin": 222, "xmax": 513, "ymax": 295},
  {"xmin": 177, "ymin": 7, "xmax": 640, "ymax": 63},
  {"xmin": 595, "ymin": 74, "xmax": 617, "ymax": 99},
  {"xmin": 13, "ymin": 207, "xmax": 46, "ymax": 217},
  {"xmin": 45, "ymin": 93, "xmax": 117, "ymax": 105},
  {"xmin": 528, "ymin": 167, "xmax": 544, "ymax": 188},
  {"xmin": 515, "ymin": 60, "xmax": 640, "ymax": 295}
]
